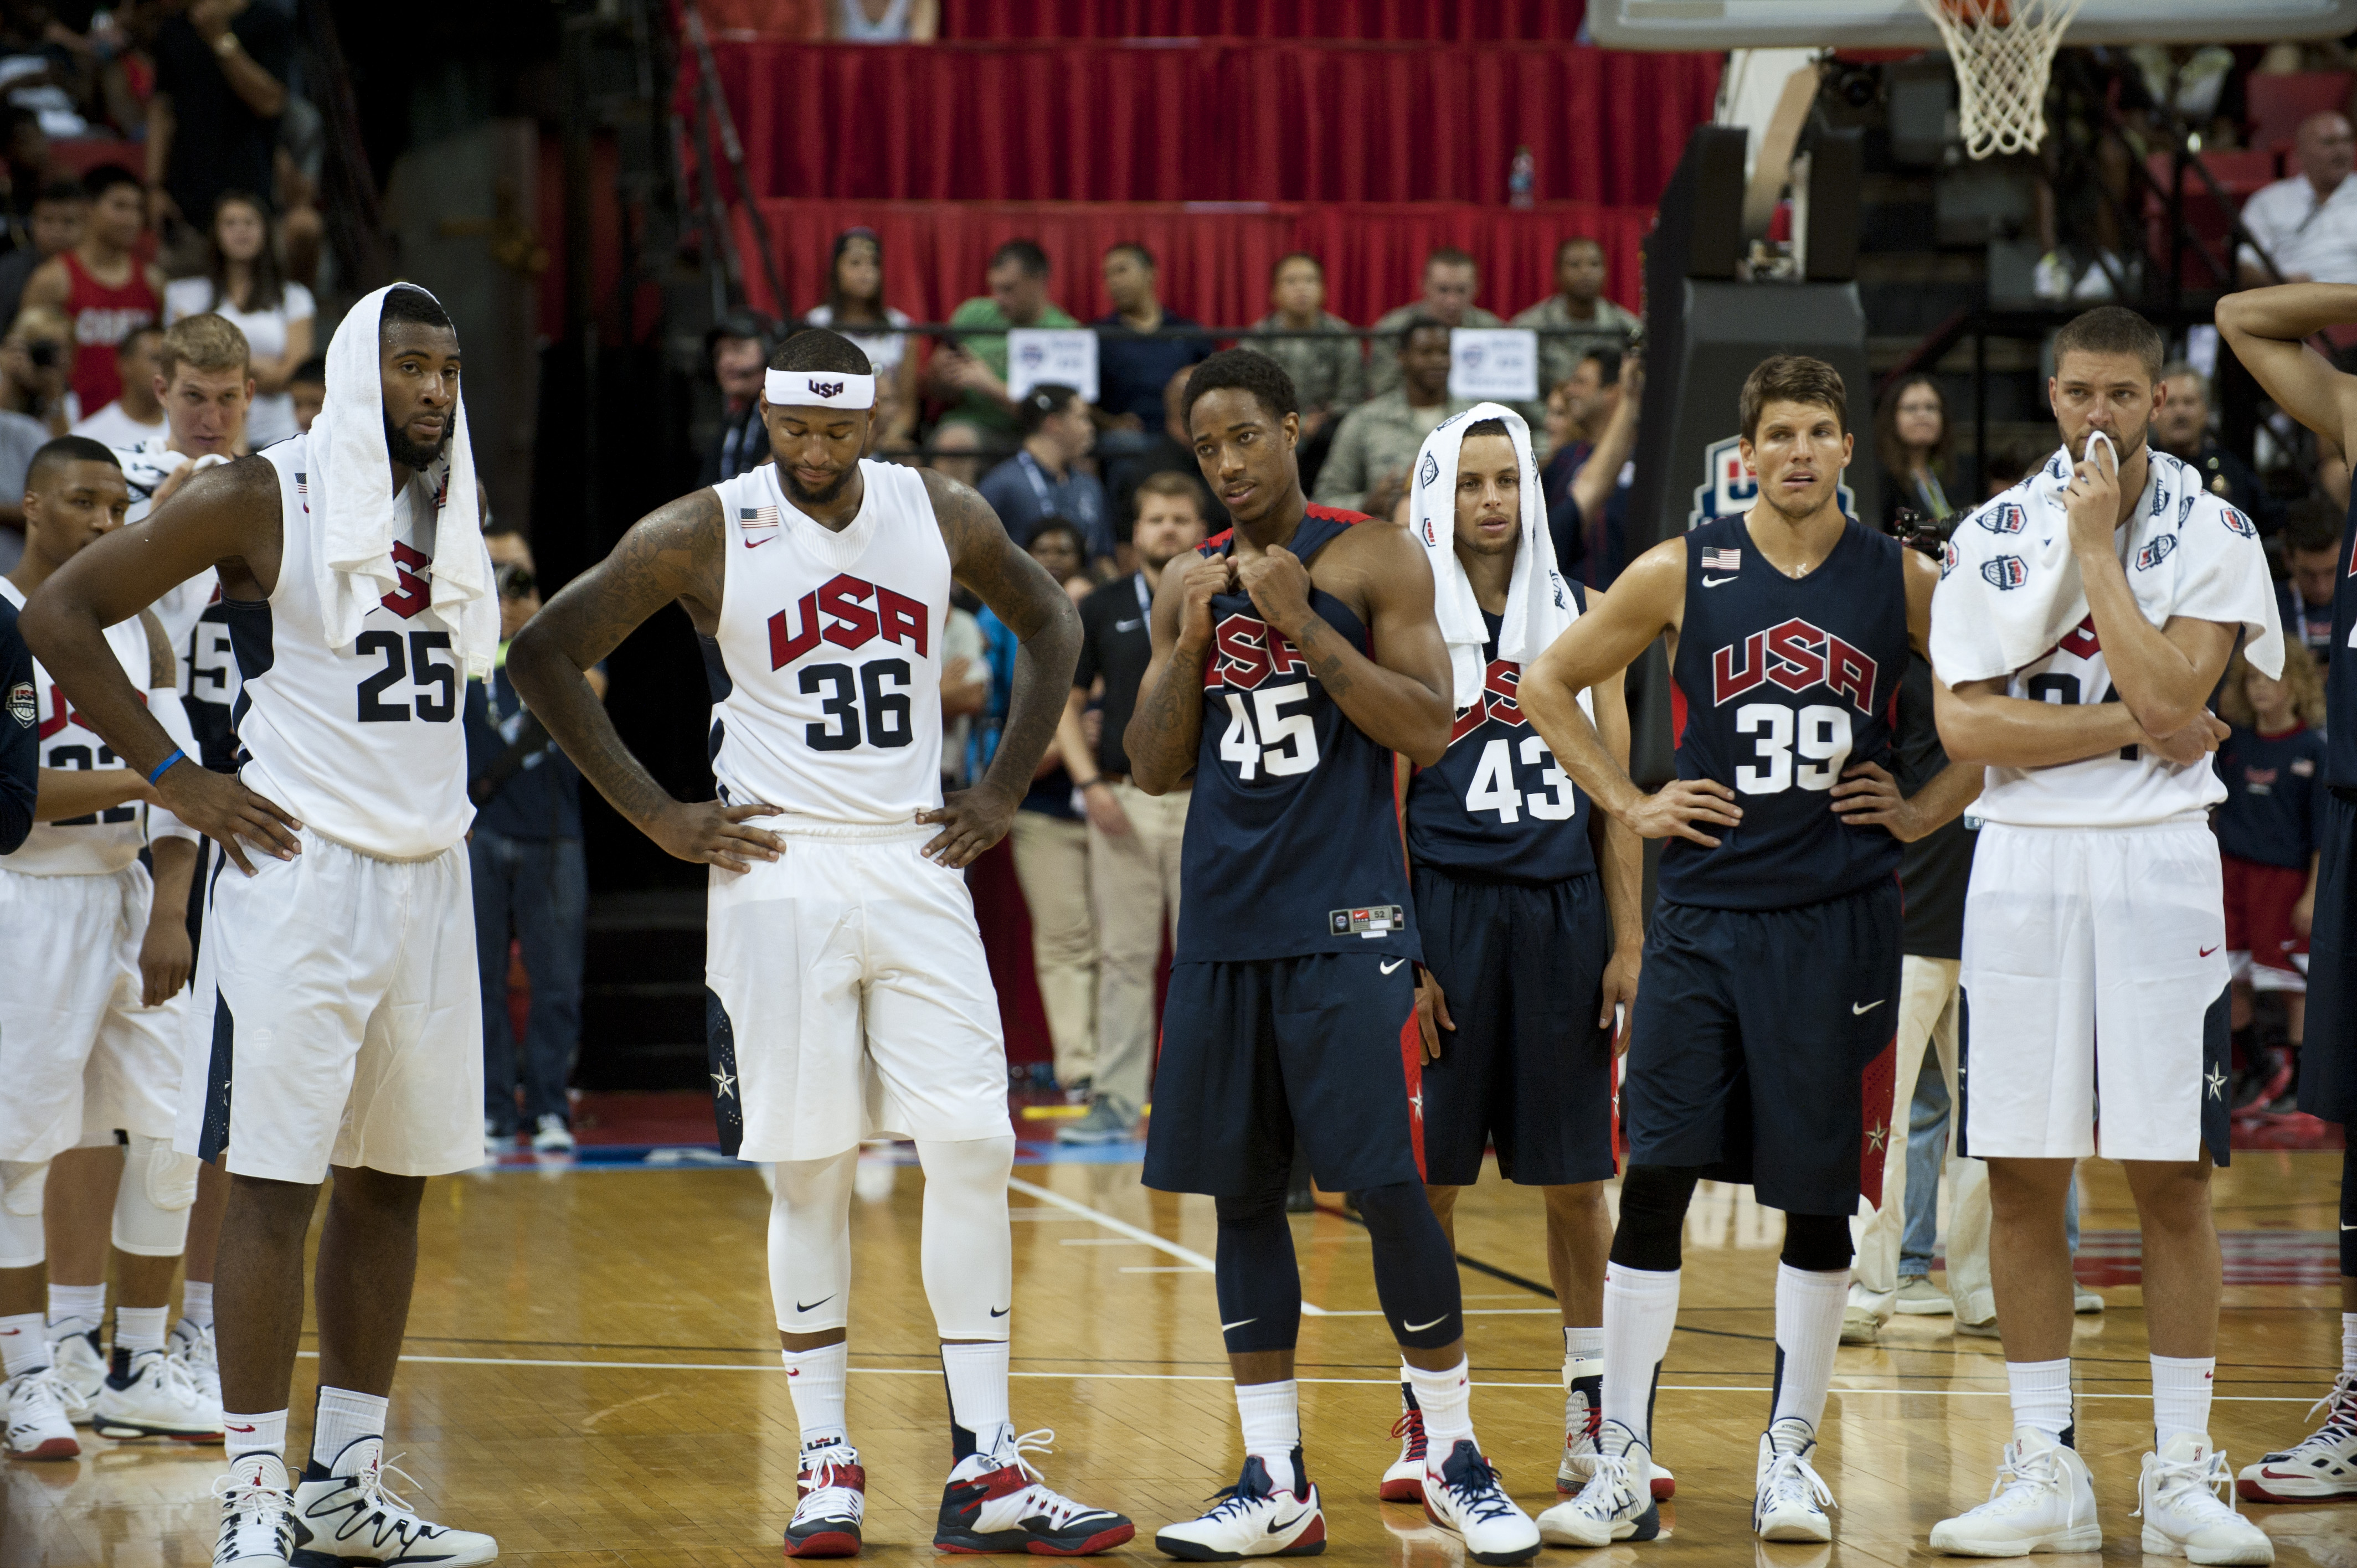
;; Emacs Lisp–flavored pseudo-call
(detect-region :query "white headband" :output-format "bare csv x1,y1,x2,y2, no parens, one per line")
765,369,875,410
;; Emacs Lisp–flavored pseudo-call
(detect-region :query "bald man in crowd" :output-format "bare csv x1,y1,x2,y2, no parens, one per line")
2242,111,2357,286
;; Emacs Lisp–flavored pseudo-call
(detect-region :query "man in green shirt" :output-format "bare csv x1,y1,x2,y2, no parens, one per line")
932,239,1078,438
1313,320,1474,518
1365,247,1501,401
1512,237,1643,418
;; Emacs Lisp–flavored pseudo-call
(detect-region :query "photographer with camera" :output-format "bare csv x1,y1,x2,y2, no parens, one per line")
0,306,72,546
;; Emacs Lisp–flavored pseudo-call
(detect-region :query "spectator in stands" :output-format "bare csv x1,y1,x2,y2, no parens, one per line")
1315,318,1474,517
803,227,919,451
0,178,77,336
1366,246,1500,399
979,383,1113,561
0,307,63,532
1244,252,1362,492
2281,497,2343,668
145,0,292,270
1514,236,1642,422
928,420,986,487
1093,242,1209,445
828,0,939,39
2240,111,2357,286
2153,360,2281,533
935,238,1077,438
1875,374,1958,528
24,163,159,420
1107,365,1213,553
700,309,773,486
68,321,164,447
1054,471,1207,1146
163,191,315,448
288,354,325,434
466,552,605,1156
1546,351,1644,590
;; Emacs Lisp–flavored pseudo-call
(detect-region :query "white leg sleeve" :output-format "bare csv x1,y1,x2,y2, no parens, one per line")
769,1149,858,1334
111,1134,197,1257
916,1136,1014,1342
0,1160,49,1269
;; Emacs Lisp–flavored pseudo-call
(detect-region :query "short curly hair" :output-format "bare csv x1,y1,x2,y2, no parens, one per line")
1183,348,1299,426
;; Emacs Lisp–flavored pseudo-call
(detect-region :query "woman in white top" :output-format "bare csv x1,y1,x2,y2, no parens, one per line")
801,227,919,451
161,192,316,450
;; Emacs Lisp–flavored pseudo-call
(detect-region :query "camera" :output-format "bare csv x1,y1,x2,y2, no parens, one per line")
25,339,56,370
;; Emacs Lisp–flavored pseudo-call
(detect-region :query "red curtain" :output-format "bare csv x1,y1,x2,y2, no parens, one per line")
734,197,1654,327
701,40,1720,208
938,0,1588,40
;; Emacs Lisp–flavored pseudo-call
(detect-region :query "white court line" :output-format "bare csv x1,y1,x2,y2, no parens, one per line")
1007,1174,1332,1315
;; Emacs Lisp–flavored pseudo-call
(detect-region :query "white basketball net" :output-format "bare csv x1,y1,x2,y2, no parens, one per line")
1917,0,2088,158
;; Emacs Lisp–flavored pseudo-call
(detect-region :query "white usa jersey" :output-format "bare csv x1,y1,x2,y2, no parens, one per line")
234,435,476,859
0,576,153,875
707,460,948,826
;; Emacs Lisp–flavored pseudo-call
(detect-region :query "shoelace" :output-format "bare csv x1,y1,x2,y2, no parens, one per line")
1761,1448,1834,1514
1979,1442,2066,1513
211,1468,295,1549
343,1449,439,1531
1391,1410,1427,1454
799,1447,863,1513
1571,1452,1636,1515
132,1348,206,1406
175,1323,220,1370
996,1428,1102,1528
1439,1454,1519,1524
2135,1446,2242,1523
2297,1374,2357,1448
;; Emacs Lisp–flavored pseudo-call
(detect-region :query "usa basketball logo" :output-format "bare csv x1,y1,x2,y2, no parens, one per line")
2135,534,2176,571
807,379,845,400
2220,506,2256,538
4,680,29,727
1687,434,1856,529
1941,540,1959,579
1982,555,2027,590
1979,503,2027,534
1419,452,1439,489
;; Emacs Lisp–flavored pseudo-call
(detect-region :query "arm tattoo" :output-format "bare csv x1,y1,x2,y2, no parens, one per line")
1290,615,1355,699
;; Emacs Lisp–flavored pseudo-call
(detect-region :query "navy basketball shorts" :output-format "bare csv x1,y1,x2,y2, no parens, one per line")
1144,952,1422,1198
2303,788,2357,1124
1621,879,1902,1216
1412,864,1615,1188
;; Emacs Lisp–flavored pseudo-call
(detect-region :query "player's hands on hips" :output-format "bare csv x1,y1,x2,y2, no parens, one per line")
1601,942,1640,1057
1830,760,1930,842
1619,778,1741,846
159,765,302,875
138,915,193,1007
649,798,782,874
2140,710,2229,767
1414,968,1454,1063
2063,431,2122,553
1175,550,1235,654
1236,545,1314,638
918,783,1017,868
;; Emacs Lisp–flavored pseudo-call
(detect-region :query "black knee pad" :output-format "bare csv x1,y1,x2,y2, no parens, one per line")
1354,1181,1462,1350
1214,1183,1300,1354
1609,1164,1702,1272
1780,1211,1853,1272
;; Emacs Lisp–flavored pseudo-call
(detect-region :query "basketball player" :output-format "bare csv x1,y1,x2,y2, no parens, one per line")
1928,305,2278,1561
1128,350,1540,1565
1521,355,1968,1547
1,437,215,1459
1382,409,1640,1510
21,285,497,1567
506,327,1130,1559
2218,282,2357,1505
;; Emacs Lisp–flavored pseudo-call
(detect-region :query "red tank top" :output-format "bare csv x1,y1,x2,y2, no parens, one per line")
61,250,159,414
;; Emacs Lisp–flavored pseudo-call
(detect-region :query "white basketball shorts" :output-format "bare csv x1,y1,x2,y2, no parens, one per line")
706,822,1012,1163
177,829,483,1183
1959,819,2232,1164
0,862,183,1163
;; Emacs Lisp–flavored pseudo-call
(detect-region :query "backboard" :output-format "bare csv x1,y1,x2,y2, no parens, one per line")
1589,0,2357,50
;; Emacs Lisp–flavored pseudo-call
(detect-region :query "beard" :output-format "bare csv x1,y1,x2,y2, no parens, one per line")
780,464,856,507
2071,421,2148,467
384,412,451,472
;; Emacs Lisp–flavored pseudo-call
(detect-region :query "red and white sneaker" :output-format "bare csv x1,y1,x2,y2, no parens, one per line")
1380,1383,1427,1503
786,1442,865,1557
934,1428,1134,1555
2238,1372,2357,1503
3,1366,79,1459
1557,1359,1602,1494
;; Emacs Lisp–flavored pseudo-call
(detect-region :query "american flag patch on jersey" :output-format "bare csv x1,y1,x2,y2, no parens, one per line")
1700,546,1740,571
739,505,779,546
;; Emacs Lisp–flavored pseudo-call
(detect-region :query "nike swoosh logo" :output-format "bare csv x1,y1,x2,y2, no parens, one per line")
1403,1314,1448,1333
1116,618,1145,632
1268,1509,1312,1535
795,1296,834,1313
225,1422,255,1432
2200,945,2219,956
1380,959,1406,974
1221,1318,1257,1332
1702,575,1736,587
1852,1000,1885,1015
744,537,771,548
990,1306,1010,1318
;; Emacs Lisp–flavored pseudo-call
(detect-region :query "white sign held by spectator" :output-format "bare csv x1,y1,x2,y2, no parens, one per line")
1007,329,1099,404
1448,328,1540,402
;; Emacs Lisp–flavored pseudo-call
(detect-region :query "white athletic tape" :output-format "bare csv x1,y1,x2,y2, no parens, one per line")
764,369,874,410
111,1136,195,1256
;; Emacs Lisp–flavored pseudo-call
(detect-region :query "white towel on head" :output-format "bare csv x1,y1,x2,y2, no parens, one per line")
307,282,496,680
1931,439,2283,687
1407,401,1587,719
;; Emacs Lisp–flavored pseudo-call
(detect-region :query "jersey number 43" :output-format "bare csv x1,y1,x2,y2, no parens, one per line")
1463,734,1577,823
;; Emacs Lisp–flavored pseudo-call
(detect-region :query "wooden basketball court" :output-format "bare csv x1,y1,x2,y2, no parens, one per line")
4,1148,2350,1568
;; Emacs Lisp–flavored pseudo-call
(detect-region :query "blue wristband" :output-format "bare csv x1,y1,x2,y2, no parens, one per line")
146,747,187,786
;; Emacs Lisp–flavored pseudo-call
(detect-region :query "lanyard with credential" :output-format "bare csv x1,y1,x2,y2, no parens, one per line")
1018,451,1058,514
1133,572,1151,618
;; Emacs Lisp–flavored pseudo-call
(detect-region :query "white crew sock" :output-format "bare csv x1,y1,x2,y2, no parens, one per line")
2152,1354,2216,1446
782,1341,850,1451
2007,1359,2073,1441
1564,1325,1603,1362
1235,1379,1302,1495
311,1386,388,1468
114,1305,168,1356
2341,1312,2356,1376
225,1407,288,1463
1769,1263,1849,1435
181,1281,215,1332
1603,1264,1681,1447
47,1282,104,1333
1408,1358,1474,1461
0,1312,47,1376
941,1340,1012,1460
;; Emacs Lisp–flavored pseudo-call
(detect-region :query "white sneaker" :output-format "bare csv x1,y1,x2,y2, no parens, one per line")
1840,1304,1880,1347
3,1366,80,1459
45,1324,103,1424
784,1441,864,1557
2073,1287,2104,1315
1557,1357,1602,1494
1536,1421,1660,1548
290,1436,498,1567
1422,1438,1539,1566
213,1452,297,1567
2138,1434,2274,1565
1929,1426,2101,1556
1753,1419,1835,1543
92,1347,223,1441
2238,1372,2357,1502
1155,1454,1324,1559
933,1428,1133,1554
173,1318,224,1410
1381,1381,1427,1502
530,1115,573,1154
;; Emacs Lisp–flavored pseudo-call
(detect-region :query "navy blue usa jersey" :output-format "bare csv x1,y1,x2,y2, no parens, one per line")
1659,513,1907,910
2330,490,2357,787
2219,723,2328,870
1405,597,1596,886
1175,507,1419,963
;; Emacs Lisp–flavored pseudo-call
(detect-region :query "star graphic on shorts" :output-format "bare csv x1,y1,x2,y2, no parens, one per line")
1409,1090,1423,1123
2206,1064,2227,1101
1866,1122,1888,1153
711,1067,738,1101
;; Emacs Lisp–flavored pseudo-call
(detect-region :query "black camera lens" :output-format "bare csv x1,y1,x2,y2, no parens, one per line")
27,340,56,369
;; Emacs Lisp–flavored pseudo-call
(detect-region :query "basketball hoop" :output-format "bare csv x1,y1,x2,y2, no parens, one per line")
1918,0,2088,159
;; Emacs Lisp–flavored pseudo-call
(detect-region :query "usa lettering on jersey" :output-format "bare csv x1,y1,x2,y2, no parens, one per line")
1449,659,1526,742
1205,612,1308,689
1708,617,1879,713
767,573,929,669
